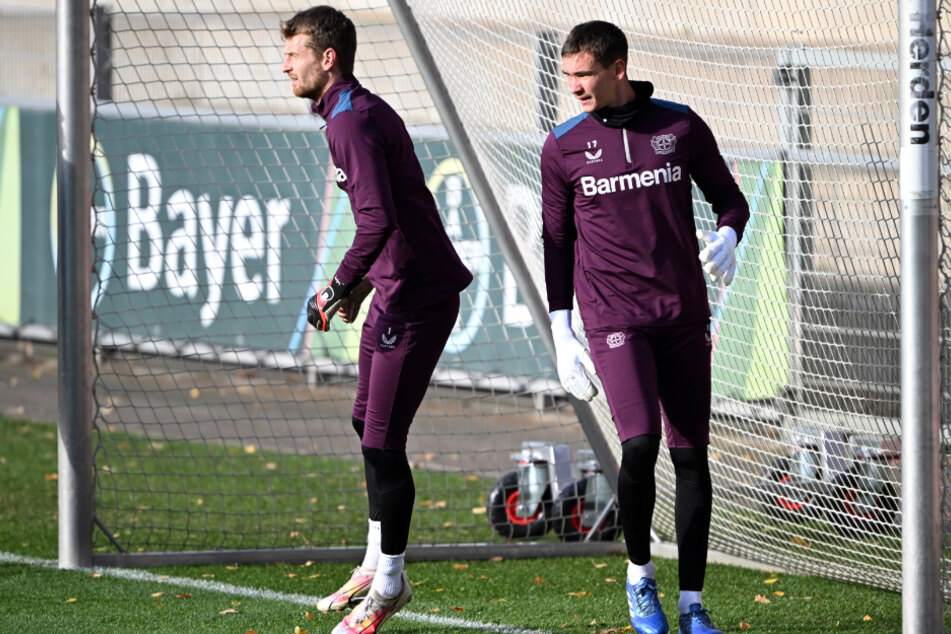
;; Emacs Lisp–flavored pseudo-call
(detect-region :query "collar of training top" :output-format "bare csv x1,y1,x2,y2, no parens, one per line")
591,80,655,128
311,73,360,120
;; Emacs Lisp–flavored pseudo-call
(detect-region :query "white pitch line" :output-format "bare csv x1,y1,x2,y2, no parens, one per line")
0,551,551,634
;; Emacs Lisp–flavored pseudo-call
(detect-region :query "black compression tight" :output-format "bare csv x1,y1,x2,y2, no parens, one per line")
617,435,712,591
361,445,415,555
618,434,660,566
669,446,712,591
352,417,380,521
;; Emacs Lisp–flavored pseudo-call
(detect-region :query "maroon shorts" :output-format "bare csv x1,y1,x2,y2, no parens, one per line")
353,295,460,450
586,321,711,449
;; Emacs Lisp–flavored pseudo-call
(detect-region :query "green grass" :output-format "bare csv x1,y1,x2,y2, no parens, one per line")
92,426,498,553
0,417,916,632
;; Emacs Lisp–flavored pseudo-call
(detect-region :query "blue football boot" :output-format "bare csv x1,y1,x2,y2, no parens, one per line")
678,603,723,634
626,577,669,634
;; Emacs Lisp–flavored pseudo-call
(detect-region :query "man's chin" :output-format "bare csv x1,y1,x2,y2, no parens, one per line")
296,87,324,103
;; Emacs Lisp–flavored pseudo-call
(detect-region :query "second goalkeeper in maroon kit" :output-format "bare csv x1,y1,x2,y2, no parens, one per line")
281,6,471,634
541,20,749,634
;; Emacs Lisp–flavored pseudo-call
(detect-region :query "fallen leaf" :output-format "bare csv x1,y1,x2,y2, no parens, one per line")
491,598,507,603
244,445,257,454
740,623,752,630
791,536,811,548
773,591,784,597
151,592,165,597
453,606,464,612
232,601,241,606
594,563,608,568
219,608,238,614
755,594,771,604
429,608,441,613
65,597,78,603
44,473,58,481
471,507,486,514
153,601,164,606
763,577,779,584
433,588,445,593
863,615,872,622
306,611,315,621
489,556,504,562
175,593,192,599
226,565,238,571
567,591,590,597
534,575,546,584
295,627,308,634
605,578,617,583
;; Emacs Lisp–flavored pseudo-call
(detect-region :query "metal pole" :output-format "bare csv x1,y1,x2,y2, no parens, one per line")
899,1,942,631
774,47,812,419
56,0,93,570
387,0,619,486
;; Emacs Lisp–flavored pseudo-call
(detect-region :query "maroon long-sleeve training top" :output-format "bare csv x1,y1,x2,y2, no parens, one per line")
313,74,472,313
541,81,749,331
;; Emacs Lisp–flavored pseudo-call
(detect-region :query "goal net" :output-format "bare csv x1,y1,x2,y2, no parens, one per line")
82,0,935,594
87,0,612,565
395,0,911,590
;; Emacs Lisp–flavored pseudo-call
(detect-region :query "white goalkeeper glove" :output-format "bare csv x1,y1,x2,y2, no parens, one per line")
550,309,598,401
696,226,738,285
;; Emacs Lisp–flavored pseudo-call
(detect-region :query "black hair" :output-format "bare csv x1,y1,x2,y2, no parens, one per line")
561,20,628,69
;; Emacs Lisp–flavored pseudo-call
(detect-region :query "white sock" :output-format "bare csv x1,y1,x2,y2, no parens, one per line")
360,519,381,572
679,590,702,614
371,552,405,599
627,559,656,584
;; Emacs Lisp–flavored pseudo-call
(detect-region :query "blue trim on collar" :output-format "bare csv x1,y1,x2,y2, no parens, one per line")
331,88,353,119
651,98,688,113
553,112,589,139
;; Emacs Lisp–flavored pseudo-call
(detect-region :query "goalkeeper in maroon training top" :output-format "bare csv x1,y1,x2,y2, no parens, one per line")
541,20,749,634
281,6,472,634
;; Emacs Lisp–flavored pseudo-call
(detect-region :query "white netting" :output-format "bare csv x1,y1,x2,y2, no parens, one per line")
86,0,615,561
66,0,941,592
404,0,906,590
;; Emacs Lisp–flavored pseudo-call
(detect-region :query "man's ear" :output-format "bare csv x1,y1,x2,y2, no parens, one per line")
322,47,337,70
613,58,627,79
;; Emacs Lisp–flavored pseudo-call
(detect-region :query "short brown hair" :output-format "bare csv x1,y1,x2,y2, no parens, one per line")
561,20,628,70
281,6,357,75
